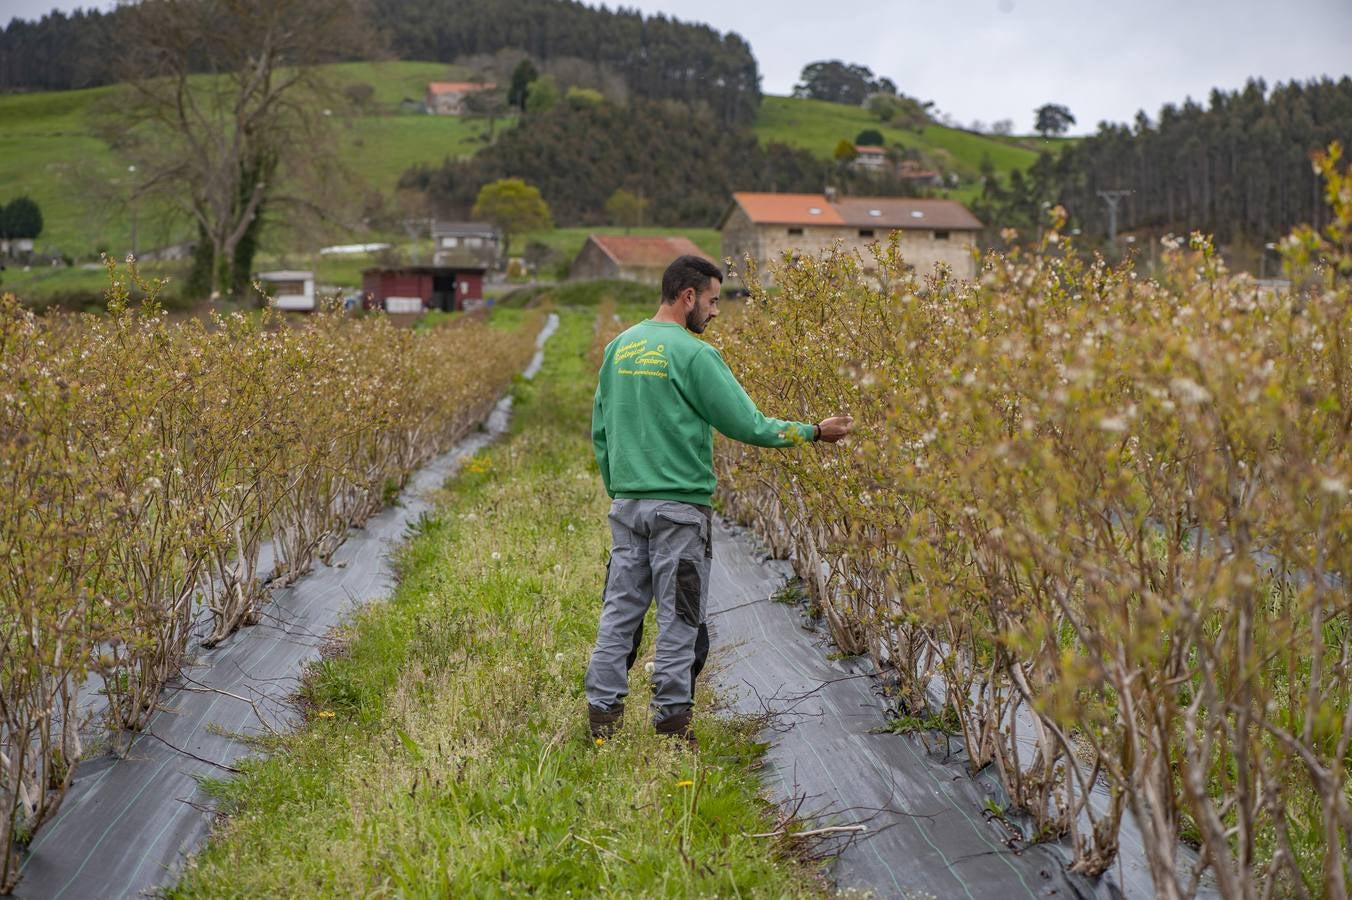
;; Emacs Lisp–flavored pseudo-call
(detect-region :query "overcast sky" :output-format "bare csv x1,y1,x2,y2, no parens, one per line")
5,0,1350,133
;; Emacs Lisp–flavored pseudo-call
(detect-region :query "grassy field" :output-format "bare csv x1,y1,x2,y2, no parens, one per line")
752,95,1042,183
0,61,500,260
168,309,822,897
498,279,657,308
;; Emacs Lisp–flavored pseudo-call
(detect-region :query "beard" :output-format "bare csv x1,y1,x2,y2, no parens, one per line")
685,305,708,333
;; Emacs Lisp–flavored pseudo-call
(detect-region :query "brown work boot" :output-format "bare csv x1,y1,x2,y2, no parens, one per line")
654,708,698,749
588,703,624,740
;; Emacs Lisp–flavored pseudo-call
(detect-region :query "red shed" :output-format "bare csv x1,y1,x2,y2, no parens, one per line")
361,266,486,313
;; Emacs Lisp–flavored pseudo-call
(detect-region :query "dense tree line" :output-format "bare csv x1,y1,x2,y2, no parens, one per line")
1,0,762,124
398,99,920,226
0,8,112,91
978,77,1352,249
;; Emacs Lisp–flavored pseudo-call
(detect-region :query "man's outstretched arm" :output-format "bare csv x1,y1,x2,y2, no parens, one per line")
685,345,826,447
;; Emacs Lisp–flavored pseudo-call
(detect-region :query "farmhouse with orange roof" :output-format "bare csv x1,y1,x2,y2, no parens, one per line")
719,189,982,283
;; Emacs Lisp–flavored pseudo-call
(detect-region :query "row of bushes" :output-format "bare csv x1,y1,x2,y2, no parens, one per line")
0,264,543,890
713,149,1350,896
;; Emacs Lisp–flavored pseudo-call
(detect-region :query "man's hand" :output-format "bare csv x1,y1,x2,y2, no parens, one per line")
815,415,854,443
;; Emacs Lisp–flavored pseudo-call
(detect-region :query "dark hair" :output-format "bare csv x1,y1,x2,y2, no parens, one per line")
661,255,723,304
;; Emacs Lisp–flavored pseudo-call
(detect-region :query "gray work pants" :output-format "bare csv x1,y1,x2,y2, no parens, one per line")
585,499,712,723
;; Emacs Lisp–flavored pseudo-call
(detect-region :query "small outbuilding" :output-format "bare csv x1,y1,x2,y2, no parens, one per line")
424,82,497,115
569,235,712,283
256,270,316,311
852,145,888,170
0,238,35,256
361,265,486,314
432,221,500,270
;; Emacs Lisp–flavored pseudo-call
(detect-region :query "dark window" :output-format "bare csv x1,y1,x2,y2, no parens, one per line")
858,229,875,238
787,227,804,236
934,230,950,240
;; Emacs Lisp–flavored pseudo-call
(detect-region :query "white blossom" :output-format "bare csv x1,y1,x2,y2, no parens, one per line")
1170,377,1211,405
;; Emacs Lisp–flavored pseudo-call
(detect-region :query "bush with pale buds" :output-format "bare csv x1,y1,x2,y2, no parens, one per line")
0,263,541,889
713,144,1351,897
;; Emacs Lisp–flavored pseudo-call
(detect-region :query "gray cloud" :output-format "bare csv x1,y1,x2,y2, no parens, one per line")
5,0,1349,132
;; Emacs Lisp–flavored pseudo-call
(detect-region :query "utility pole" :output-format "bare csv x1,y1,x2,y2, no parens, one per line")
1097,189,1130,256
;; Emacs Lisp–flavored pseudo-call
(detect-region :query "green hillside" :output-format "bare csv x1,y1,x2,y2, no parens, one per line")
1,64,1044,300
752,95,1047,201
0,62,503,259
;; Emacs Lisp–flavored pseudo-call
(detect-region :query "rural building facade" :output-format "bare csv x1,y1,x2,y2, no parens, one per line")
256,270,316,311
361,266,486,314
432,221,500,270
852,145,887,170
569,235,711,282
719,191,982,283
424,82,496,115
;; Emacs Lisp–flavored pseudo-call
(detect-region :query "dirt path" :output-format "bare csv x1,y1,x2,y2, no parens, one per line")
706,516,1165,900
13,315,558,900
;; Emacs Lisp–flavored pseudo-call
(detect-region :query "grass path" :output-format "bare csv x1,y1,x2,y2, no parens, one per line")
170,309,820,897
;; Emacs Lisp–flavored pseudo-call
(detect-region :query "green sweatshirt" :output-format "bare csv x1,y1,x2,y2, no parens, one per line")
591,319,815,507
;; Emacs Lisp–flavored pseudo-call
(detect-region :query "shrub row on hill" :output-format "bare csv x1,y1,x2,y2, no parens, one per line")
713,150,1351,896
0,266,542,890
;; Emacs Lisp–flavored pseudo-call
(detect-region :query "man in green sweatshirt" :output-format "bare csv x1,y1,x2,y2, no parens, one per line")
586,255,853,745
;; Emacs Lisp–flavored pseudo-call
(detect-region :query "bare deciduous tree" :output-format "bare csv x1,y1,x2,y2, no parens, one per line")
100,0,373,301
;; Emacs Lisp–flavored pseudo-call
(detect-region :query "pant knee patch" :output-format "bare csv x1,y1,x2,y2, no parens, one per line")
675,559,702,627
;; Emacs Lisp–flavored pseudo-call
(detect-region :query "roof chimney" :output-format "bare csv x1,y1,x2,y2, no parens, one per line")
824,186,839,204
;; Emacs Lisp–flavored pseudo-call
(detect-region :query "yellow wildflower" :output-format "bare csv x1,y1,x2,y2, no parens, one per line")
317,710,336,718
676,779,694,787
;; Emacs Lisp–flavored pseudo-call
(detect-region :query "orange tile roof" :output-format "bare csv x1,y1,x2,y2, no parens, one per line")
731,192,981,231
427,81,496,94
730,192,845,226
855,145,886,154
589,235,711,268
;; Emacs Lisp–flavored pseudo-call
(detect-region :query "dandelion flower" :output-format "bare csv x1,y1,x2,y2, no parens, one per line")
555,652,565,662
595,737,606,747
491,551,501,560
317,710,336,718
676,780,694,787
